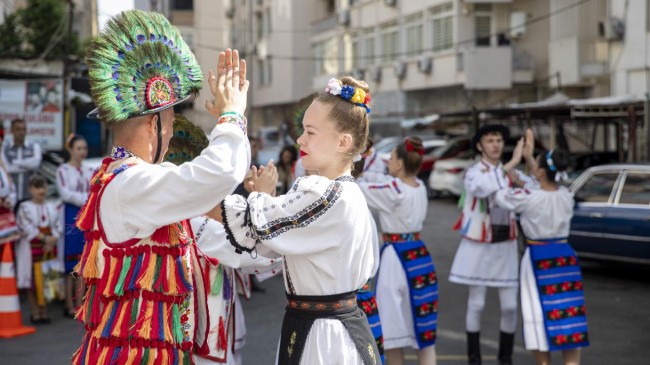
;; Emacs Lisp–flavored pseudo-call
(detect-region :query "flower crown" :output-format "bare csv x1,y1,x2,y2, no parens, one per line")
325,78,371,113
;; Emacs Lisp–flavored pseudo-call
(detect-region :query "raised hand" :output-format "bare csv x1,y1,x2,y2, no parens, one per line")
248,160,278,195
523,128,535,160
206,49,249,118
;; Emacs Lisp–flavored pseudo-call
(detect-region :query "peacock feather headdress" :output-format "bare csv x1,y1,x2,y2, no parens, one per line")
86,10,203,125
164,114,209,165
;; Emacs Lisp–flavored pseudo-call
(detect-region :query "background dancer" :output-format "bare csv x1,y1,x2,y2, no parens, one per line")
449,125,534,365
494,131,589,365
358,137,438,365
56,134,93,318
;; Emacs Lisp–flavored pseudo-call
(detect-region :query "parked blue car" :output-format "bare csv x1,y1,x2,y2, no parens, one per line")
570,164,650,265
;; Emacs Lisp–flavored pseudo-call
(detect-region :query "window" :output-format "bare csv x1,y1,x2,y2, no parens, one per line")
405,13,423,57
430,3,453,52
381,21,399,63
351,33,360,70
257,59,272,86
363,28,376,67
575,172,620,203
475,4,492,46
619,172,650,205
313,38,338,75
313,41,325,74
256,12,263,39
172,0,193,10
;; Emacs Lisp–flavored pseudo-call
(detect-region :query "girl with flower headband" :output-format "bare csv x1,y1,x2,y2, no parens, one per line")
357,136,438,365
56,134,94,318
215,76,379,364
494,130,589,365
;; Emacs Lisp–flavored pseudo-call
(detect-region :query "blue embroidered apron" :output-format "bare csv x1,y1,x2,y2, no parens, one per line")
380,233,437,349
63,203,85,274
357,281,384,363
527,238,589,351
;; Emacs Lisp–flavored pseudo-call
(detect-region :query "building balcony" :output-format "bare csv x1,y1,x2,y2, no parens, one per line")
462,46,513,89
549,37,608,86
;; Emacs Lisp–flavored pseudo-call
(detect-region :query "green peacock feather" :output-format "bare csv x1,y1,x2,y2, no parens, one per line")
285,93,316,142
164,114,209,165
86,10,203,125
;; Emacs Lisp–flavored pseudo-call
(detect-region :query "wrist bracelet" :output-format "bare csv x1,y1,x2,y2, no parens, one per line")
220,111,243,119
217,115,248,135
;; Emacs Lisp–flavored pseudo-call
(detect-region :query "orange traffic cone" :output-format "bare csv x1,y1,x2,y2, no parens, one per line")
0,243,36,338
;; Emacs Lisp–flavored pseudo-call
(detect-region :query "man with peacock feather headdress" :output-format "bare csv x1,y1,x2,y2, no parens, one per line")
70,10,251,365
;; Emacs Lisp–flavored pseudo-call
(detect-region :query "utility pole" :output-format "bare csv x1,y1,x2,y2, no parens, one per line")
63,0,75,140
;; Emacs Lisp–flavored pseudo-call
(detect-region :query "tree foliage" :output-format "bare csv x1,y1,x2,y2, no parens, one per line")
0,0,81,60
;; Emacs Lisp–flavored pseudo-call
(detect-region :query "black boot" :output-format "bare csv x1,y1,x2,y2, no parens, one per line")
467,331,481,365
498,331,515,365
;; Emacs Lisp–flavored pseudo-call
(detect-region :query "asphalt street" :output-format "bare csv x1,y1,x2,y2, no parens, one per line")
1,198,649,364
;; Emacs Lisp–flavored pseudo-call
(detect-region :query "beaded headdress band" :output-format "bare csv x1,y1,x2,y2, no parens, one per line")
325,78,371,113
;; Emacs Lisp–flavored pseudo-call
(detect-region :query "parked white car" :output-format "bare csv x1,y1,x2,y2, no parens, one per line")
428,150,477,197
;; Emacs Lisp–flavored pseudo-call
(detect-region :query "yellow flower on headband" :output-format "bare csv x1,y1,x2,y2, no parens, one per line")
351,88,366,104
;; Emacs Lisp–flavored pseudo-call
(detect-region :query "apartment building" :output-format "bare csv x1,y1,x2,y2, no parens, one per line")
309,0,552,127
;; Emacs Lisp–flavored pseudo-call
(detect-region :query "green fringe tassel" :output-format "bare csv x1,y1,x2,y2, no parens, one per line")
457,190,466,208
151,255,163,291
211,265,223,296
479,198,486,213
114,255,132,296
130,296,140,327
183,350,191,365
172,303,183,344
141,348,150,364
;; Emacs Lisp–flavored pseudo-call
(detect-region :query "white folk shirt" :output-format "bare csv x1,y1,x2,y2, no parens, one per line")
56,163,94,207
0,168,17,207
99,123,249,244
221,175,375,365
15,200,60,288
495,186,574,240
357,173,428,233
191,217,281,365
1,139,42,201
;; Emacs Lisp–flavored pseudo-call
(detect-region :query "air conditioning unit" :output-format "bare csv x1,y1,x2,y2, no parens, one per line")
394,61,406,79
384,0,397,7
370,67,382,83
510,11,526,38
598,17,624,41
417,57,432,74
225,7,235,19
338,9,350,26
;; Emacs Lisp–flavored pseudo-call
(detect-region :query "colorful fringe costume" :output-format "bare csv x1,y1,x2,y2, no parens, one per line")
71,158,211,365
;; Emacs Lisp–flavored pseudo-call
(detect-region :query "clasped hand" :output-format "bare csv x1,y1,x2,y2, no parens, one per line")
245,161,278,196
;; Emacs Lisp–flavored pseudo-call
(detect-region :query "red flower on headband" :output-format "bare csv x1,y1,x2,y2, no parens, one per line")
405,138,424,155
364,93,371,106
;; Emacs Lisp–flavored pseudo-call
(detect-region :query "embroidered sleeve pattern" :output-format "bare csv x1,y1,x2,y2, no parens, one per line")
494,188,532,213
253,181,343,240
221,178,345,254
217,115,247,136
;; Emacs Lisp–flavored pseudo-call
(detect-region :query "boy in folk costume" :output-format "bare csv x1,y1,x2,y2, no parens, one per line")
449,125,535,365
166,115,283,365
70,10,250,365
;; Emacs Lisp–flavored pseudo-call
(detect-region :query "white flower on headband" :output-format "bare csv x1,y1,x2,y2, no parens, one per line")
353,153,363,162
325,78,342,96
